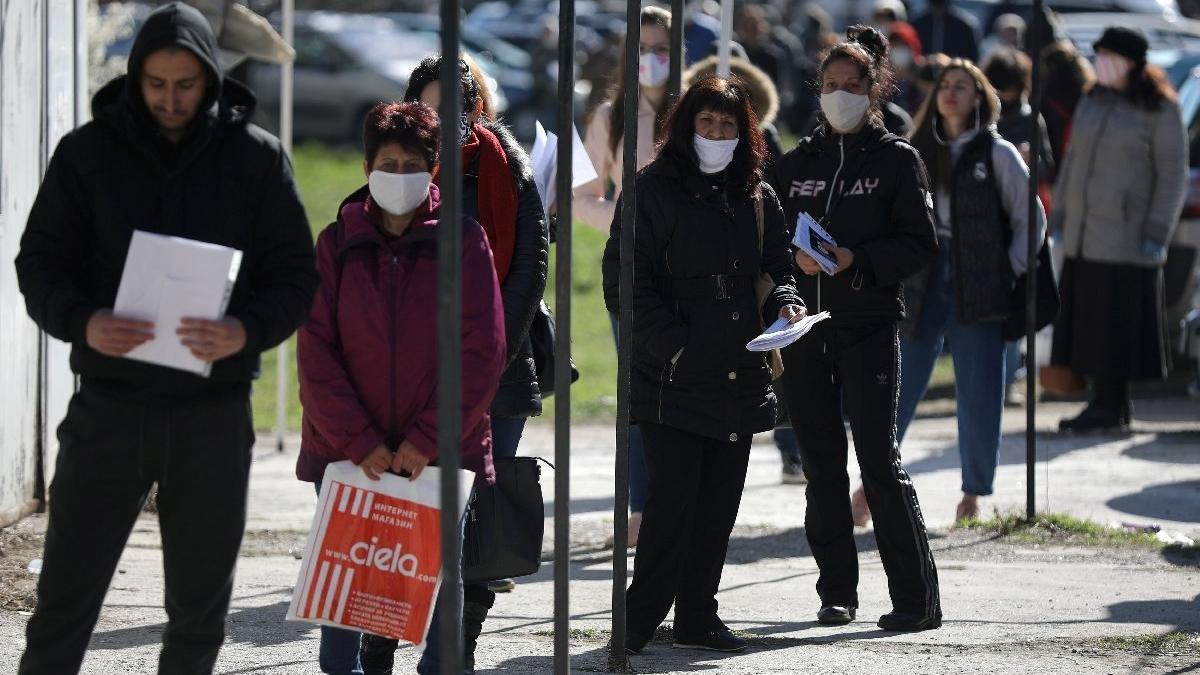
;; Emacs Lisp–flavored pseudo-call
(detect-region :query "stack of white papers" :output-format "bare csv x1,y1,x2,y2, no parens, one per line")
113,230,243,376
530,120,598,213
746,311,832,352
793,212,839,275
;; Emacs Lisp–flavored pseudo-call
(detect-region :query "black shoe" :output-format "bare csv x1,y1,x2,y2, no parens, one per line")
877,611,942,632
1058,405,1128,433
620,633,648,655
816,605,856,625
672,627,748,652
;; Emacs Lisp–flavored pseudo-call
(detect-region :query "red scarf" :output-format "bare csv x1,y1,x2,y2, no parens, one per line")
434,124,518,282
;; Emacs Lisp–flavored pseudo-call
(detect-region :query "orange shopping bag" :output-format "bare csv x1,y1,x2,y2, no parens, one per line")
287,460,473,645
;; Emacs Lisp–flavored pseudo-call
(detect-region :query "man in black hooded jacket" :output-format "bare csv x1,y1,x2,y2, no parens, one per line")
14,4,317,673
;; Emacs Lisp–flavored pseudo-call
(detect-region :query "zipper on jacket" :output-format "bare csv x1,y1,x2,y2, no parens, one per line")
817,136,846,313
389,255,399,439
658,361,675,423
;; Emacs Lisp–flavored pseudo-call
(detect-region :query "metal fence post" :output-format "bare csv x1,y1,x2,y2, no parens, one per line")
275,0,294,453
554,1,576,672
438,3,464,671
1026,0,1044,522
609,0,639,669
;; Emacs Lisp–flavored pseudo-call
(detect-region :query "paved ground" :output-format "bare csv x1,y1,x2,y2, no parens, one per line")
1,397,1198,674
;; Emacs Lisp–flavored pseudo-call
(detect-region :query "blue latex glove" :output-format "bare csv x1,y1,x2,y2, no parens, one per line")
1141,239,1166,258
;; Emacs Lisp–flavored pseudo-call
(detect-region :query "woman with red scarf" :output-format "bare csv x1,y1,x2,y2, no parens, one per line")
357,56,549,675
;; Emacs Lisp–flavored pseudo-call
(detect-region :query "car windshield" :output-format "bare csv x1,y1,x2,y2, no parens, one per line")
333,28,441,67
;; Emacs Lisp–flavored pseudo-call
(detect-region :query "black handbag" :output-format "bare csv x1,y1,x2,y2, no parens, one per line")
529,300,579,397
462,457,548,583
1003,242,1060,341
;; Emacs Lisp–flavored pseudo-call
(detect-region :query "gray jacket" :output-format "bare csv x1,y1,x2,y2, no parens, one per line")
1051,88,1187,268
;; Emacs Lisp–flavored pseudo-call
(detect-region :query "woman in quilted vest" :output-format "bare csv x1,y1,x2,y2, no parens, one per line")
882,59,1045,524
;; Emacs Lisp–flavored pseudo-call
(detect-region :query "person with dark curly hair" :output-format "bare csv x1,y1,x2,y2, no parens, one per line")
768,26,942,632
602,75,803,655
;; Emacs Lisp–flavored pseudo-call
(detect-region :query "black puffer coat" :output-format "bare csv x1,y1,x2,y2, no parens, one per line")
463,120,549,419
602,159,800,442
15,3,317,401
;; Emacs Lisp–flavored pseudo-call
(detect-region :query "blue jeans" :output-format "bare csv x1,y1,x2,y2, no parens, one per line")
1004,340,1024,387
490,416,526,460
313,481,364,675
897,242,1005,496
416,515,467,675
774,426,801,463
609,312,650,513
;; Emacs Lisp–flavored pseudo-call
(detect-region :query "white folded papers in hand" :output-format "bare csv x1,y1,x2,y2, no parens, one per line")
113,230,243,376
746,311,832,352
792,212,839,275
531,120,598,213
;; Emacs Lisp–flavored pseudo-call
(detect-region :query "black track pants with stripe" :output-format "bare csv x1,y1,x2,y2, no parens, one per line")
780,320,941,617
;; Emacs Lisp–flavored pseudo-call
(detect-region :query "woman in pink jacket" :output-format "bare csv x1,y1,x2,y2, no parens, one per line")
296,101,506,675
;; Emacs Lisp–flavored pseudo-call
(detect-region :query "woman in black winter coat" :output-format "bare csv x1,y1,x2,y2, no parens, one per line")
768,26,942,632
602,75,803,654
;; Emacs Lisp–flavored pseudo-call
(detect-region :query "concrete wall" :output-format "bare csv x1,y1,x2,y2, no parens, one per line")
0,0,83,526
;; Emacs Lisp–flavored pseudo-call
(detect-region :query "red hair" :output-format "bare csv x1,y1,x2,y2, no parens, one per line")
362,101,441,170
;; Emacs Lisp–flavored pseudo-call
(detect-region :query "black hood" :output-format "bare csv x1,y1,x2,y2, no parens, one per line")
90,3,256,136
127,2,223,112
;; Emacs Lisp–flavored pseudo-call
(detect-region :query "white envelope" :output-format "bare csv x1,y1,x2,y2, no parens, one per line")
530,119,599,212
113,230,243,376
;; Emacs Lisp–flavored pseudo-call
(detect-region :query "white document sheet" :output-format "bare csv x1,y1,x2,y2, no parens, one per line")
530,119,598,212
113,230,243,376
792,212,840,275
746,311,832,352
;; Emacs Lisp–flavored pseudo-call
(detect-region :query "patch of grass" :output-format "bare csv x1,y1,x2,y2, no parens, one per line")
1092,632,1200,655
959,511,1164,549
251,142,365,431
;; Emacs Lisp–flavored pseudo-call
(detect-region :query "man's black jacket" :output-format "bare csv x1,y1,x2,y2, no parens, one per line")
15,3,318,399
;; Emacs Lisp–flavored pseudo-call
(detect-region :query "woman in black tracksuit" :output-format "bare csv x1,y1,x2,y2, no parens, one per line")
602,75,803,654
768,26,942,631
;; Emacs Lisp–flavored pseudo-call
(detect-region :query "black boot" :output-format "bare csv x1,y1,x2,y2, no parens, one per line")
359,633,399,675
1058,403,1128,433
1061,379,1130,433
463,584,495,674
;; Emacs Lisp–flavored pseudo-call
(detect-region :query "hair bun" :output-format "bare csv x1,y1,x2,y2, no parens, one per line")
847,24,890,63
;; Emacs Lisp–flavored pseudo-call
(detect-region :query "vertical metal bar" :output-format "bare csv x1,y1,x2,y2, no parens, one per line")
554,0,575,672
717,0,733,77
276,0,294,453
438,4,464,673
1026,0,1043,522
667,0,684,102
610,0,638,669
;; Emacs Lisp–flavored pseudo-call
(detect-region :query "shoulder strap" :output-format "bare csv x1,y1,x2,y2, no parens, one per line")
754,189,765,253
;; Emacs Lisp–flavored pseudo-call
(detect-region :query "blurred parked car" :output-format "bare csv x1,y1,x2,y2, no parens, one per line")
1167,62,1200,343
246,11,509,143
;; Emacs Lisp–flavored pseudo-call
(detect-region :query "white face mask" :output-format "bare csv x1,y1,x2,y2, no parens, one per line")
639,52,670,87
891,46,914,71
820,90,871,133
1094,53,1133,88
368,170,432,216
693,133,739,174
